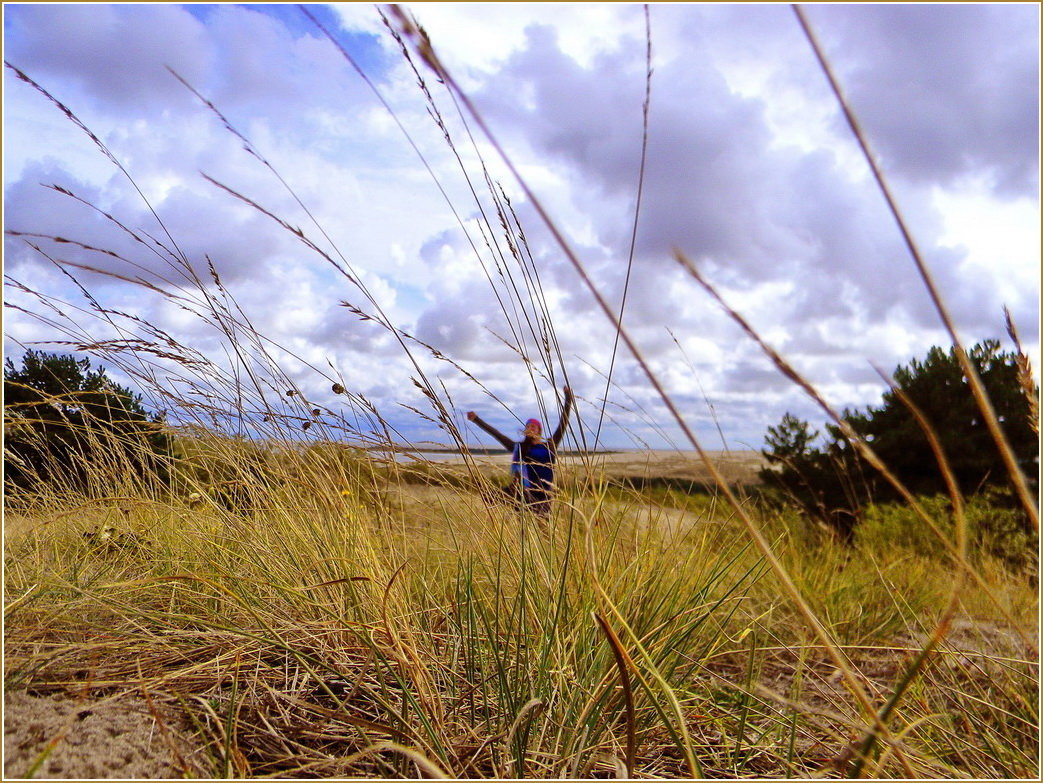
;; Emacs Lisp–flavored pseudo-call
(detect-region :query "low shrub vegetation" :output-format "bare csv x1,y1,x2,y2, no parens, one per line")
3,8,1038,779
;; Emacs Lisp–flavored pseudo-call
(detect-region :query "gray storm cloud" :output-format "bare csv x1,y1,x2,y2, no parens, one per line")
808,3,1040,198
467,5,1038,349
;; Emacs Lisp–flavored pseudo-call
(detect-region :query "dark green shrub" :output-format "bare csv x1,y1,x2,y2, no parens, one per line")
760,340,1039,544
4,350,171,499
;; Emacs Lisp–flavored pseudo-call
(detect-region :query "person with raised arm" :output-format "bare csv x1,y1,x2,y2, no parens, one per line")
466,386,573,517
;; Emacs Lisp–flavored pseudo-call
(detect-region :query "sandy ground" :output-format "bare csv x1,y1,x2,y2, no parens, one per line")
415,448,766,486
3,690,204,779
557,448,763,484
567,448,762,477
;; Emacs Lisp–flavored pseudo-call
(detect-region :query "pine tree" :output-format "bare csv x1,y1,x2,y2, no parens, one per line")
760,340,1039,540
4,350,170,495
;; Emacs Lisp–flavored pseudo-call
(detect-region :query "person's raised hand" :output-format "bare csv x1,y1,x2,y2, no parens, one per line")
466,411,477,421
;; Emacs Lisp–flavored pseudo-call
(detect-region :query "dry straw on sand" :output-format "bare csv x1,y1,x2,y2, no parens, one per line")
3,5,1038,780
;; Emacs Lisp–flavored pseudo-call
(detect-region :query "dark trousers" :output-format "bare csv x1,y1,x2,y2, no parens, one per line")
520,486,552,517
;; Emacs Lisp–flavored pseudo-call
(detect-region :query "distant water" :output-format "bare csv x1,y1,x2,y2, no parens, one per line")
369,449,502,464
409,451,495,463
381,448,625,464
383,448,754,464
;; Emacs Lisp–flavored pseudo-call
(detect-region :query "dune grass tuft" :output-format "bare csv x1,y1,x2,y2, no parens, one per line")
4,7,1038,779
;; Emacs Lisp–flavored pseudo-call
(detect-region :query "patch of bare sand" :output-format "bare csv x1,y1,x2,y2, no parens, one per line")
3,690,205,779
410,449,765,488
389,472,727,543
562,449,764,484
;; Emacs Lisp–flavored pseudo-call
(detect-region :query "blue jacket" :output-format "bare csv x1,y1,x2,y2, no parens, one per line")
470,390,574,491
511,441,556,489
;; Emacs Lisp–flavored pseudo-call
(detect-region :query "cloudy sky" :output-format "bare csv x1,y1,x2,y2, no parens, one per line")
3,3,1039,452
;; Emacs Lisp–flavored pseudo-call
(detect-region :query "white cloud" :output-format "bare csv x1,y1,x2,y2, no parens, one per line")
3,3,1038,449
335,3,645,73
4,4,210,112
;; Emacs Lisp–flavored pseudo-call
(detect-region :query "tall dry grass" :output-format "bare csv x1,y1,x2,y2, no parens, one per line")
3,4,1038,780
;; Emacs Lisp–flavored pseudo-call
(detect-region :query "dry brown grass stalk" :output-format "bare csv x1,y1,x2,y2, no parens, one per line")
1005,304,1040,435
4,8,1037,780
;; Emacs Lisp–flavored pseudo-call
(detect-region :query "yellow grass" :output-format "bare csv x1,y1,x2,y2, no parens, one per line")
3,437,1037,778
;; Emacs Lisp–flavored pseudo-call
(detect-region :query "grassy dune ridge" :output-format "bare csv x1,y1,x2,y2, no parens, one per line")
3,437,1037,778
3,6,1039,780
